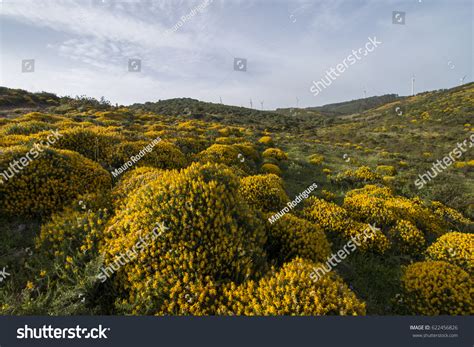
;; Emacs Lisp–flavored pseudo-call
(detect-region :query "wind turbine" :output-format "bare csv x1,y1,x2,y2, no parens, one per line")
249,98,253,109
411,74,415,96
460,75,466,86
260,100,264,110
219,96,223,104
363,88,367,99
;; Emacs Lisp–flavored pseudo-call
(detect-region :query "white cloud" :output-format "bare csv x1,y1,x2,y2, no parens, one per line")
0,0,471,108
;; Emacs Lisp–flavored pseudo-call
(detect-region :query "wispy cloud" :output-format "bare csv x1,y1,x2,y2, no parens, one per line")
0,0,471,108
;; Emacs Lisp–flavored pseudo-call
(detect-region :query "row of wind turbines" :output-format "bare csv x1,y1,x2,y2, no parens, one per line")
220,75,468,110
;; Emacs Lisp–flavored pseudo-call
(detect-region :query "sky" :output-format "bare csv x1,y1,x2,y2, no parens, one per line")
0,0,472,109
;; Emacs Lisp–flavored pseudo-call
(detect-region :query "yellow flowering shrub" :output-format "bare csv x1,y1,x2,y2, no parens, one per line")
172,136,209,155
0,147,111,216
52,127,122,166
36,194,110,263
233,142,260,162
217,127,231,137
388,220,426,255
221,258,366,315
94,110,133,123
343,188,396,226
239,174,289,212
265,214,331,265
19,112,64,123
156,276,223,315
382,175,396,186
308,154,324,165
261,163,282,176
345,221,390,253
399,261,473,315
1,120,55,135
108,140,187,170
343,185,447,236
215,137,238,145
111,167,163,207
0,134,33,147
258,136,274,146
197,144,250,173
100,162,268,314
303,197,352,233
262,148,288,161
303,197,389,253
321,189,337,202
429,201,472,229
322,168,332,174
426,232,473,273
375,165,396,176
333,166,381,185
399,160,408,167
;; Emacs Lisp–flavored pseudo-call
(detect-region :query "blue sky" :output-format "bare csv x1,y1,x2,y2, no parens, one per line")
0,0,472,109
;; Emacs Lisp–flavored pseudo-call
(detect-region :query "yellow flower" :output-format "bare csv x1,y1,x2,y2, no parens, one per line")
399,261,473,315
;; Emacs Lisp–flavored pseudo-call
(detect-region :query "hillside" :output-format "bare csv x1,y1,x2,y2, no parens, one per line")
277,93,400,117
130,97,298,130
0,83,472,316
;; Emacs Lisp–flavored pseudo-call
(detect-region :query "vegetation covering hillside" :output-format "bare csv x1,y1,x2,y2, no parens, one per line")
0,84,472,316
277,93,400,117
130,98,297,130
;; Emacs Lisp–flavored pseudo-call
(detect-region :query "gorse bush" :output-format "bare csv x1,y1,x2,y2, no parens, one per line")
375,165,396,176
109,140,187,171
52,127,122,166
222,258,366,315
111,167,163,207
333,166,381,185
265,214,331,265
308,154,325,165
426,232,473,273
262,148,288,161
0,147,111,216
261,163,282,176
302,197,390,254
429,201,472,231
1,121,55,136
197,144,251,173
239,174,290,212
258,136,273,146
100,162,268,314
387,220,426,256
36,194,111,264
399,261,473,315
343,185,451,236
